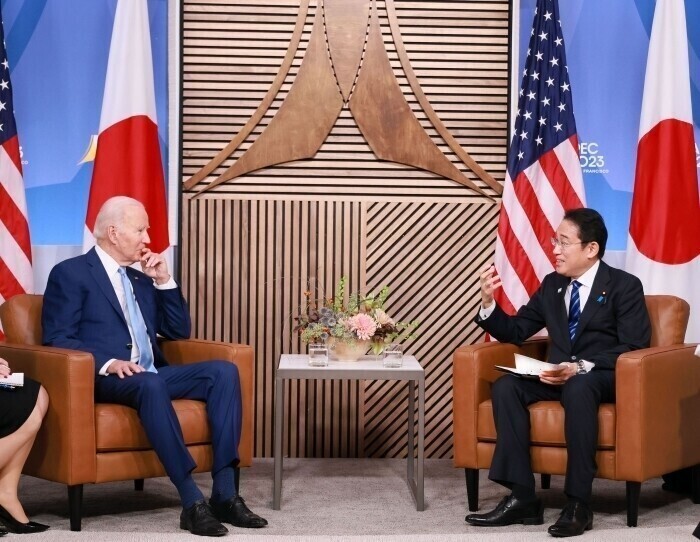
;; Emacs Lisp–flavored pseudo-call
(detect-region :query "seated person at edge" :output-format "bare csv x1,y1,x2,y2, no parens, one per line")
41,196,267,537
0,358,50,535
465,208,651,538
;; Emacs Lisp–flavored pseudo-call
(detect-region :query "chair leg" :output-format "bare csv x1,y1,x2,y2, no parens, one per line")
68,484,84,532
541,474,551,489
134,479,144,491
691,464,700,504
234,466,240,495
625,481,641,527
465,468,479,511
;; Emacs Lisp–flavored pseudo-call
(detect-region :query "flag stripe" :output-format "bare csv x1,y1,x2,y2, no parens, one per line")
511,169,556,267
0,182,32,261
496,203,540,298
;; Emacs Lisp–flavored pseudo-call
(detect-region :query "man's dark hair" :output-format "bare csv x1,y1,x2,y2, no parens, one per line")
563,208,608,259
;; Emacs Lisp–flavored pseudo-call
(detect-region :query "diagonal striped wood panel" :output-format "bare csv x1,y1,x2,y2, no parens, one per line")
181,0,510,457
364,202,499,459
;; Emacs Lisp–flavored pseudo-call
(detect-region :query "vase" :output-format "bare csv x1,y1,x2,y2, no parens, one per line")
328,338,370,361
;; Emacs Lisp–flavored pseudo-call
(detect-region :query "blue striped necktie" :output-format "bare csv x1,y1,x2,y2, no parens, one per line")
568,280,582,342
118,267,157,373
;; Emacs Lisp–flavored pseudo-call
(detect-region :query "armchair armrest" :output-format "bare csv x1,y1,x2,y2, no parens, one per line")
615,343,700,481
160,339,255,467
0,343,96,484
452,339,548,467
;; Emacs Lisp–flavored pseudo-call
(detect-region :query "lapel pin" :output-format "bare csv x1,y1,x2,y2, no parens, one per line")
557,287,562,293
597,291,607,304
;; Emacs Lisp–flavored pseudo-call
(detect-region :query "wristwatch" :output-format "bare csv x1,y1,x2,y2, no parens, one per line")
576,360,587,374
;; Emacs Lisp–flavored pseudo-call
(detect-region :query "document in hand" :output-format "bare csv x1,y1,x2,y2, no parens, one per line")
495,354,557,380
0,372,24,389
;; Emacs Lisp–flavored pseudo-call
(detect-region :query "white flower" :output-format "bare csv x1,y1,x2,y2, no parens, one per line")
374,309,394,326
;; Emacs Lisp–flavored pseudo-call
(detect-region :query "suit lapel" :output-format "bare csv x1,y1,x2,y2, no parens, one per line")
86,248,127,325
573,261,611,345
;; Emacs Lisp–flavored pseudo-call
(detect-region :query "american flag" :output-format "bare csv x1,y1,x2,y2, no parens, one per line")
494,0,585,314
0,6,33,339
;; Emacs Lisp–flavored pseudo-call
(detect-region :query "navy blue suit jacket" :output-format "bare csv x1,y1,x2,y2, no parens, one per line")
476,261,651,370
42,248,191,377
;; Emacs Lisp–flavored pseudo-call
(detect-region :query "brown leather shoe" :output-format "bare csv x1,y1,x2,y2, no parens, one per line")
547,501,593,537
465,495,544,526
210,496,268,529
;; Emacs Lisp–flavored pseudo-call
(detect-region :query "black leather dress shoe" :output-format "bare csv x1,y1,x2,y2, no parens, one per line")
180,501,228,537
465,495,544,526
210,496,268,528
0,504,49,534
547,501,593,537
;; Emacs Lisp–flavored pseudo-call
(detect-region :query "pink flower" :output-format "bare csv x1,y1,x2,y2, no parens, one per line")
346,313,378,340
374,309,394,326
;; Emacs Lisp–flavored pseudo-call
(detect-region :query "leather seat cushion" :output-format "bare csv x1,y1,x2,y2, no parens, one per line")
96,400,211,452
476,400,616,449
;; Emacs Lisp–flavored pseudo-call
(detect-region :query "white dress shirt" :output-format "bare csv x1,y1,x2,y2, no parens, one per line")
94,245,176,375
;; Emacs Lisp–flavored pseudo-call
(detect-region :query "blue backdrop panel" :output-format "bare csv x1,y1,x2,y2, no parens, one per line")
2,0,168,245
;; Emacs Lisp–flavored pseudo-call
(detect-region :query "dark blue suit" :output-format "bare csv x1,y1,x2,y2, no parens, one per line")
42,248,242,486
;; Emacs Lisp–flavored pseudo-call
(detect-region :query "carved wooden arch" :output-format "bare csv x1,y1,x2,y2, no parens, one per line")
185,0,501,197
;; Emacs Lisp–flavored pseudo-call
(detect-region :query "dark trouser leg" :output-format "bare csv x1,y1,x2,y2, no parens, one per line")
489,375,560,491
560,370,615,502
159,361,243,474
95,372,197,486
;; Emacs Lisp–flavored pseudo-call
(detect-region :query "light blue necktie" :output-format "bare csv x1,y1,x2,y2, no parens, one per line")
118,267,157,373
568,280,582,342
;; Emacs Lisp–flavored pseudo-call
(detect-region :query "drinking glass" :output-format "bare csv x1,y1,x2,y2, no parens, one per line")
308,344,329,367
382,343,403,368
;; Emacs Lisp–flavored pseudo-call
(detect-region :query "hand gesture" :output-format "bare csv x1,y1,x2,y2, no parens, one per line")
107,360,145,379
479,265,502,309
140,249,171,285
0,357,10,378
540,363,577,385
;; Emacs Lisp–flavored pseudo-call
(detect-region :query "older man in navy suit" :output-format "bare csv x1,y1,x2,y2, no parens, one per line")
465,208,651,537
42,196,266,537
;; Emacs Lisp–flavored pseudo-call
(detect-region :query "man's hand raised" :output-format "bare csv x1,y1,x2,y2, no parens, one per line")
107,360,145,379
479,265,502,309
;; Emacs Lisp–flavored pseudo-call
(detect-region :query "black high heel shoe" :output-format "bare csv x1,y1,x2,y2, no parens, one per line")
0,504,49,534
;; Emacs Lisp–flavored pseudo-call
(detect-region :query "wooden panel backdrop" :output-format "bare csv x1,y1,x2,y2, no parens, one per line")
181,0,509,458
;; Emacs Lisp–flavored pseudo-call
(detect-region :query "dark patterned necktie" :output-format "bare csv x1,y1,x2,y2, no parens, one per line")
568,280,582,341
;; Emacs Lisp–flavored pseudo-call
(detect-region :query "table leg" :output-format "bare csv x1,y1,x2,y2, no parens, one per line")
417,377,425,511
407,380,415,485
273,375,285,510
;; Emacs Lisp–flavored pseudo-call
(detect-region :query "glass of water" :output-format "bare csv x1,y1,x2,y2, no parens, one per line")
308,343,329,367
382,343,403,368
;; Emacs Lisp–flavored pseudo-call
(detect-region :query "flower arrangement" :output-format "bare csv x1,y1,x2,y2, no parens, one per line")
294,276,417,355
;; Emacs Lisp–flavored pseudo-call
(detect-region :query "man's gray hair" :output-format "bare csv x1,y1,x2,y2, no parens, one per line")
93,196,145,240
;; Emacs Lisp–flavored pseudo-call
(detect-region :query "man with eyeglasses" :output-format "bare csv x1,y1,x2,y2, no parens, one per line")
465,208,651,537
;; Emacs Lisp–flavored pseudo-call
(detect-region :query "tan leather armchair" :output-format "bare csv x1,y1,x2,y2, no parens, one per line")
453,295,700,527
0,294,254,531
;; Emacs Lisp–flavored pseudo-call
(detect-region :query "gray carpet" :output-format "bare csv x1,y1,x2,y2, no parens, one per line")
14,459,700,541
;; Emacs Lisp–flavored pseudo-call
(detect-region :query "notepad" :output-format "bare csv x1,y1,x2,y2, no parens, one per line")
495,354,559,380
0,372,24,388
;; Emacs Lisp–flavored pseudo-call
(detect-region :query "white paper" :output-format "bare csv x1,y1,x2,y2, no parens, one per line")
0,372,24,387
495,354,556,376
695,344,700,357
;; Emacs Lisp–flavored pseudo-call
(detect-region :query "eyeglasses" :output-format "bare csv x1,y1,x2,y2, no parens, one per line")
550,237,586,250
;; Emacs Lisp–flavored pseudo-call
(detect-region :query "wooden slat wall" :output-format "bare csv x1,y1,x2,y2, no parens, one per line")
181,0,509,458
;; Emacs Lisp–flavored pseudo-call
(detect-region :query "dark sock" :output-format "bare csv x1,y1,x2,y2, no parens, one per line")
511,483,537,502
176,476,205,509
211,466,236,504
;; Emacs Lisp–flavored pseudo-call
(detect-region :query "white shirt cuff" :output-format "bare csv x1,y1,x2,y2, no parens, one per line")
579,360,595,373
479,303,496,320
154,277,177,290
99,359,117,376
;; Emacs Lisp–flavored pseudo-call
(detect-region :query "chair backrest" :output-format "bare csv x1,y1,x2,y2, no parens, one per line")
0,294,44,346
645,294,689,347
